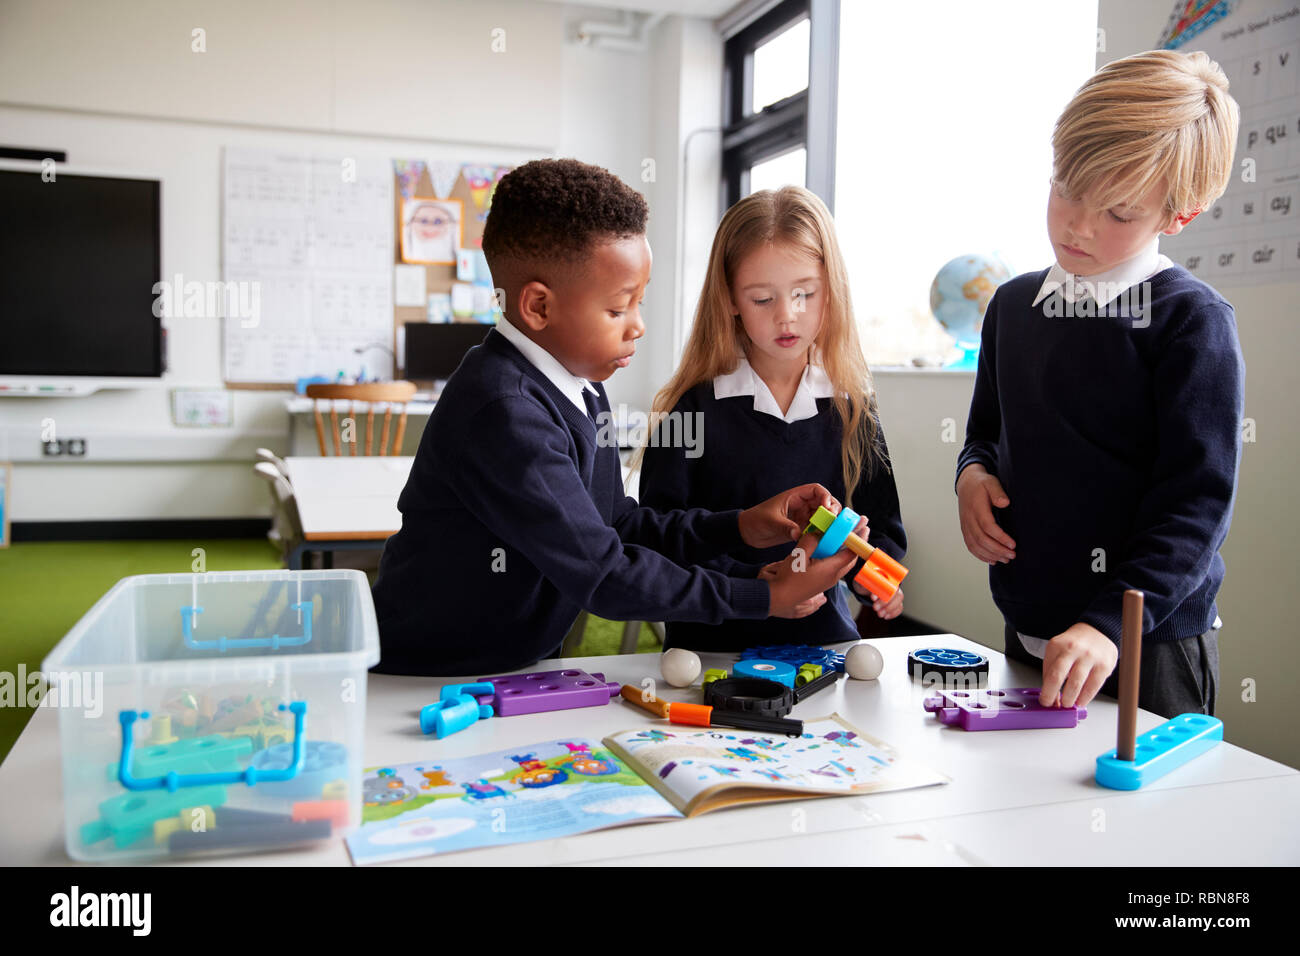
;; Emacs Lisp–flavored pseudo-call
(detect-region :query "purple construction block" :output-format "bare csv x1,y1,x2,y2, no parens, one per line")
922,687,1087,731
473,669,620,717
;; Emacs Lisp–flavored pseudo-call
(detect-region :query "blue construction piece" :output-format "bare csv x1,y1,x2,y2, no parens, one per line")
809,506,860,559
907,648,989,683
107,732,252,782
741,645,847,674
248,739,348,799
420,682,495,738
1095,714,1224,790
734,659,797,688
81,784,230,849
181,602,313,652
117,703,307,792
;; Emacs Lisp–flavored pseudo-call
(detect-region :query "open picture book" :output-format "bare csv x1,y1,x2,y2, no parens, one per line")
346,714,948,864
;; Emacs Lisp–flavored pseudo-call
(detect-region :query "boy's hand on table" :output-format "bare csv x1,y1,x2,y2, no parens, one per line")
956,464,1017,564
1039,622,1118,709
765,532,856,618
739,482,839,548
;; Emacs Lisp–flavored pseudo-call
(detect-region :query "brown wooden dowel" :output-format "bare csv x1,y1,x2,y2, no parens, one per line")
1117,589,1144,761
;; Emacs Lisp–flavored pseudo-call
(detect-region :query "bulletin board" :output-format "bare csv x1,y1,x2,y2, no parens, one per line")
1157,0,1300,286
391,161,513,373
220,150,515,385
221,147,396,386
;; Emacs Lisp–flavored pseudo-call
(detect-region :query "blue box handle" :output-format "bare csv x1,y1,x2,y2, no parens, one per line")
181,602,313,652
117,702,308,792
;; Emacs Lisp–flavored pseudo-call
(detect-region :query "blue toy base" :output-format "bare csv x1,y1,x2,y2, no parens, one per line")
1095,714,1223,790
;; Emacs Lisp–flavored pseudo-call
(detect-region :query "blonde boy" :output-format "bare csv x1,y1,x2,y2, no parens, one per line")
957,50,1244,718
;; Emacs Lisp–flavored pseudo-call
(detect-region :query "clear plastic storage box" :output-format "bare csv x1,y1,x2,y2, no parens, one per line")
42,570,380,862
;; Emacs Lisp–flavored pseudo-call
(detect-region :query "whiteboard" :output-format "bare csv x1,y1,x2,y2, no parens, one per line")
1160,0,1300,287
222,147,394,384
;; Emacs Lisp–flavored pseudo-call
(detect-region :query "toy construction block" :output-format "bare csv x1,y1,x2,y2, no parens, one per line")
247,739,348,799
804,506,908,602
923,687,1087,731
1095,590,1223,790
1095,714,1224,790
421,682,495,739
81,784,230,850
741,645,846,673
473,669,620,717
106,731,252,783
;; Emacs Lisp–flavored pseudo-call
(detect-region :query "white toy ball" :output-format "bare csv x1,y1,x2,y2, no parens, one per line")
846,642,883,681
660,648,702,688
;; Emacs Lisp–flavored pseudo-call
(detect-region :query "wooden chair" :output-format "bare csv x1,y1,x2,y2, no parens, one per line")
304,382,419,456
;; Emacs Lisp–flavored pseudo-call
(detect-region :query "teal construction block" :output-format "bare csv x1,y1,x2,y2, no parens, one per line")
106,733,252,782
1095,714,1223,790
82,784,229,849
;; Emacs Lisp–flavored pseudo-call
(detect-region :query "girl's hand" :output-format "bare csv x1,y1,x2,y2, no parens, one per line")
1039,622,1118,709
739,483,839,549
867,586,903,620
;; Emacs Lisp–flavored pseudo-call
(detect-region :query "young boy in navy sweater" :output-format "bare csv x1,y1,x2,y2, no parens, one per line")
372,159,855,675
957,51,1244,719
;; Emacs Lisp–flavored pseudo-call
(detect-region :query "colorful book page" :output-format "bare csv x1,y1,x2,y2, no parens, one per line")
345,738,680,864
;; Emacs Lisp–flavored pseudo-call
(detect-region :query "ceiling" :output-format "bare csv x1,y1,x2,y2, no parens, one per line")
535,0,745,20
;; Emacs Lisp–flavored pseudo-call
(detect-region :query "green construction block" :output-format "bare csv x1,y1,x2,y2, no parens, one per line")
85,784,230,849
106,733,253,782
795,663,823,687
803,506,836,535
701,668,728,690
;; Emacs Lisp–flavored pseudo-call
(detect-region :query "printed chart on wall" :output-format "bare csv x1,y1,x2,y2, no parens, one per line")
1157,0,1300,286
222,148,394,384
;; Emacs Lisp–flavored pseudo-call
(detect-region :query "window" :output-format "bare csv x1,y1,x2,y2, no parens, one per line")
749,145,807,192
752,17,810,112
722,0,827,206
833,0,1099,366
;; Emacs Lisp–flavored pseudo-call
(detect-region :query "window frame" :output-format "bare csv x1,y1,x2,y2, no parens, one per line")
721,0,839,210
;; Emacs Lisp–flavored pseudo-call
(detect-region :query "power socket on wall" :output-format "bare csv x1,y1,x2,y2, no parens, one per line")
40,438,88,457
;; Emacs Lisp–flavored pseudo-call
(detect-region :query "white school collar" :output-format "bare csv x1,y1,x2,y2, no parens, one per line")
494,319,597,415
1032,240,1173,308
712,355,834,424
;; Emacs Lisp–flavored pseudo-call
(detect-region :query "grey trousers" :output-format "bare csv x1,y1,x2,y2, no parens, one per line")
1003,623,1220,720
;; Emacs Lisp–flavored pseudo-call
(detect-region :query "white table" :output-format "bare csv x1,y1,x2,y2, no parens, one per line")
2,635,1295,866
282,456,413,568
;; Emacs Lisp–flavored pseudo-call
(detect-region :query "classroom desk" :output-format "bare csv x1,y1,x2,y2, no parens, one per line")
281,456,413,568
1,635,1295,866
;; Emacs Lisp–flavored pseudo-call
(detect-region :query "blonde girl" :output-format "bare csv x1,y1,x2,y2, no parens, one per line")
638,185,907,651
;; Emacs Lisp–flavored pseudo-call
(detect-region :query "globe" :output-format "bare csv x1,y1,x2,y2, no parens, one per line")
929,254,1010,370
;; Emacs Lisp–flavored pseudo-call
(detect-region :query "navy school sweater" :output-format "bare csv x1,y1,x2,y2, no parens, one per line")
639,382,907,651
370,328,771,675
956,265,1244,645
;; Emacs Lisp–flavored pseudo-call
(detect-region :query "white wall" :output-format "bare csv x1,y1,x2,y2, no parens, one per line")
0,0,696,521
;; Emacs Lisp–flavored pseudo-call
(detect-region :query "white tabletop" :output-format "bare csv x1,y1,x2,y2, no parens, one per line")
284,456,413,540
2,634,1295,866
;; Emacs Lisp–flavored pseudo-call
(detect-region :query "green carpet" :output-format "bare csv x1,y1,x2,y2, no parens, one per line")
0,537,657,763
